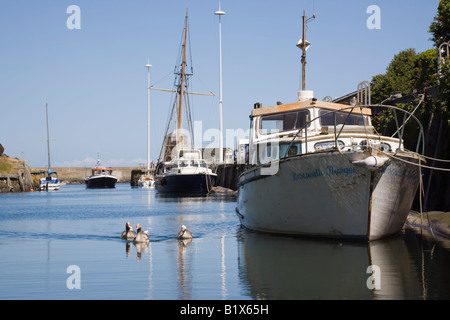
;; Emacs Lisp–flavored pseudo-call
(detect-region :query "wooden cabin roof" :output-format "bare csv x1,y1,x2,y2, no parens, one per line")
251,100,372,117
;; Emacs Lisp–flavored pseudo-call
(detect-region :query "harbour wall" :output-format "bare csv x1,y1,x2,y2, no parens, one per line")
30,167,136,184
215,164,246,190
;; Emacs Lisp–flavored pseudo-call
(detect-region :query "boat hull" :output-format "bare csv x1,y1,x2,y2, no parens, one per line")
39,177,60,191
236,151,420,240
155,173,217,194
39,181,60,191
85,176,117,189
138,176,155,188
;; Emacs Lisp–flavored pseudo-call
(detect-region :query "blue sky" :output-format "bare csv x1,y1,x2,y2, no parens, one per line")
0,0,439,167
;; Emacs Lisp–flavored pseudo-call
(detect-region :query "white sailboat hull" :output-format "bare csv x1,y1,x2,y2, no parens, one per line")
138,176,155,188
236,151,420,240
39,181,60,191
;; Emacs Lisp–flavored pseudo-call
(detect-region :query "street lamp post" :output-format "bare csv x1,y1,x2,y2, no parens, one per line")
215,2,225,164
145,60,152,174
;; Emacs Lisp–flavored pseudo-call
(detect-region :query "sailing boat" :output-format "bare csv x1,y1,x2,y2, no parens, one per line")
138,61,155,188
39,103,60,191
153,10,217,194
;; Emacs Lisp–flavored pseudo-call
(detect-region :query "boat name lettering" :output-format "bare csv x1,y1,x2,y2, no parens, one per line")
380,166,418,180
292,169,324,181
292,166,356,181
326,166,356,177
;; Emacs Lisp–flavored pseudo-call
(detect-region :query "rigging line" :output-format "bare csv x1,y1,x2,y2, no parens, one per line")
187,16,194,75
419,154,450,163
370,145,450,172
158,91,177,162
185,92,195,147
420,163,437,240
150,70,175,89
390,95,425,139
191,74,216,96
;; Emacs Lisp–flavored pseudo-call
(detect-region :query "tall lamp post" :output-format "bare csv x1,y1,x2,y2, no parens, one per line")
145,60,152,175
215,2,225,164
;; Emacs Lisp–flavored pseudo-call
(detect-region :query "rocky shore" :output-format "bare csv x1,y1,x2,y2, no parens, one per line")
0,146,34,192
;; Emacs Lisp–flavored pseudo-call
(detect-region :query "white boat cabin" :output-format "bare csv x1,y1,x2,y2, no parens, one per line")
91,167,114,176
159,149,211,175
249,98,402,166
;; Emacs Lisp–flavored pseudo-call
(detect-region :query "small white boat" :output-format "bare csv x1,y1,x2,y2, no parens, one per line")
39,169,60,191
39,103,60,191
236,12,424,240
138,174,155,188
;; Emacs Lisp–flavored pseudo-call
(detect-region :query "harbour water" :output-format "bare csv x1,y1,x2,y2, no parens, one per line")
1,184,450,300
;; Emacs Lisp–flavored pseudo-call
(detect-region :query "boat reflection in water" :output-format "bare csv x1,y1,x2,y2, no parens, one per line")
237,227,450,300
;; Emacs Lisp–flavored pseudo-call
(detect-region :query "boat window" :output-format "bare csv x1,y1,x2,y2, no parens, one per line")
260,110,310,134
319,110,368,126
280,143,302,158
314,140,345,151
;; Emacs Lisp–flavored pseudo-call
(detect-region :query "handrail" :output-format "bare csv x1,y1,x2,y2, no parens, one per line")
280,104,425,158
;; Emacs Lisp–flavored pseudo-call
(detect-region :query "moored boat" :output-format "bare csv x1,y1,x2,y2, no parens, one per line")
155,148,216,194
235,12,425,240
39,103,60,191
138,174,155,188
85,159,117,189
153,10,217,194
39,169,60,191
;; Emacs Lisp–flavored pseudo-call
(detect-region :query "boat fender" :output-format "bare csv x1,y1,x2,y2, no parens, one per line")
352,156,388,169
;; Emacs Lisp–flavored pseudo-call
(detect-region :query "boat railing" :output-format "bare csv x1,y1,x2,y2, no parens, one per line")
281,104,425,158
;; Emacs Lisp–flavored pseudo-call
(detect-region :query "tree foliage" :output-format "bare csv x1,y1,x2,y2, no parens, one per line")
429,0,450,47
437,59,450,120
370,49,437,104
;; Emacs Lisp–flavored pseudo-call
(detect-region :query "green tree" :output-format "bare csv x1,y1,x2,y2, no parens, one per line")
436,60,450,120
414,49,438,91
429,0,450,47
370,49,418,104
429,0,450,121
370,49,438,104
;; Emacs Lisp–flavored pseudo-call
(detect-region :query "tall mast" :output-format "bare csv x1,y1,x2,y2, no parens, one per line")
45,103,51,174
177,9,189,145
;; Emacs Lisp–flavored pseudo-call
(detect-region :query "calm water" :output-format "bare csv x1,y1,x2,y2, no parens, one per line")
1,184,450,300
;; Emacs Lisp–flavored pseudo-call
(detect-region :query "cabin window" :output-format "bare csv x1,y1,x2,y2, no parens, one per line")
315,140,345,151
319,110,368,126
280,142,302,158
260,110,310,134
